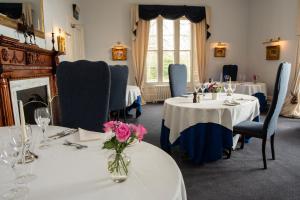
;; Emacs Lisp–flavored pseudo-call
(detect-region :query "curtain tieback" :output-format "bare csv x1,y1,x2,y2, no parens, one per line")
291,92,298,104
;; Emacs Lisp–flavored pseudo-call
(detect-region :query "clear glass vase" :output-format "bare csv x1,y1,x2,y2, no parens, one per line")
107,152,130,183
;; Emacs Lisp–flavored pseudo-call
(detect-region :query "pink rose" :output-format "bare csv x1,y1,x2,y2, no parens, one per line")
135,124,147,141
115,123,131,142
103,121,115,133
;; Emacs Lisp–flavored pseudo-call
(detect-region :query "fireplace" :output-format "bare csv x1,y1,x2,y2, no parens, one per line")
9,77,51,125
0,35,59,126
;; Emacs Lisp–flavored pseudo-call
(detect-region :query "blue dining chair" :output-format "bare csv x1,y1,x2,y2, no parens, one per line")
168,64,187,97
108,65,128,121
223,65,238,81
56,60,111,132
233,62,291,169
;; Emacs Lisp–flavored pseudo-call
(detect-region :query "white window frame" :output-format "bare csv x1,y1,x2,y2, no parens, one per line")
145,16,194,85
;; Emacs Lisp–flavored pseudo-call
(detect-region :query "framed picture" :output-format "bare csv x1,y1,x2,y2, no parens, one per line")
214,47,226,57
112,47,127,61
266,45,280,60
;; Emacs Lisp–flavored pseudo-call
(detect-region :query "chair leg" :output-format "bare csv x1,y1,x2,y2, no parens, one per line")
262,139,267,169
271,134,275,160
123,108,126,123
240,135,245,149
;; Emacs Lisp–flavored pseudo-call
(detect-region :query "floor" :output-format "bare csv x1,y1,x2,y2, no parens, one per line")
128,103,300,200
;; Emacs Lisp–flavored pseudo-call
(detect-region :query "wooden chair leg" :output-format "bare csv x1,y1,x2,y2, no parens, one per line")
271,134,275,160
262,139,267,169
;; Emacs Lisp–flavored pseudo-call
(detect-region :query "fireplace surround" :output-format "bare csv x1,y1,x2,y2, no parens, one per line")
0,35,59,126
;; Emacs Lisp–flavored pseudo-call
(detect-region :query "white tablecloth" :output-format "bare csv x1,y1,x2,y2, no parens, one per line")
126,85,141,106
0,126,186,200
163,93,260,143
233,82,267,96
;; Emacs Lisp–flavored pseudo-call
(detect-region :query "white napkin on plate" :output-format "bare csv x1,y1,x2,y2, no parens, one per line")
78,128,102,141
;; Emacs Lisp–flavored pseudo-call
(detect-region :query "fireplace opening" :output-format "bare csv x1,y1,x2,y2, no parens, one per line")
17,86,48,124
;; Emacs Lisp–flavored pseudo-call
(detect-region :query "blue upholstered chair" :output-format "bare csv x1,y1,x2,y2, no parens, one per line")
56,60,111,132
168,64,187,97
223,65,238,81
108,65,128,121
233,62,291,169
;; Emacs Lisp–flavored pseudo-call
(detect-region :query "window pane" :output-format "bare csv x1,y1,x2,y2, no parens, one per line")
162,51,174,82
163,19,174,50
148,19,157,50
146,51,158,82
180,51,191,82
180,19,191,50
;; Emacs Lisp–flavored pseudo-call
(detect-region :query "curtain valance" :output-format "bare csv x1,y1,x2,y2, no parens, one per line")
139,5,206,23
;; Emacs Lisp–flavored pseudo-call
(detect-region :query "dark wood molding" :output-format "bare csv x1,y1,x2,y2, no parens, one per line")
0,35,59,126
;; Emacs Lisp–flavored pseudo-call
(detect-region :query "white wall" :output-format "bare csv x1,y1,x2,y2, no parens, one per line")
0,0,82,61
248,0,298,95
80,0,249,84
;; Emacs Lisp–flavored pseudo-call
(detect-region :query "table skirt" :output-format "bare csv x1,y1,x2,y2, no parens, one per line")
160,120,233,164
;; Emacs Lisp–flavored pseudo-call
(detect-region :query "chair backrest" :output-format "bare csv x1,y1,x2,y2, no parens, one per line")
109,65,128,111
56,60,111,132
168,64,187,97
263,62,291,137
223,65,238,81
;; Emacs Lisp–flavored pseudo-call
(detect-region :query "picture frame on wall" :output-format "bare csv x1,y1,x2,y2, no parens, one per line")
266,45,280,60
112,47,127,61
214,47,226,57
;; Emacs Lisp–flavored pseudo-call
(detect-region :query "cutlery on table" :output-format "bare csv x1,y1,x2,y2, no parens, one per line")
49,129,78,140
63,140,88,149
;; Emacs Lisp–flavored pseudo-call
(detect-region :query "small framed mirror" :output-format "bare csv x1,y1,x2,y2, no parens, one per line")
0,0,45,38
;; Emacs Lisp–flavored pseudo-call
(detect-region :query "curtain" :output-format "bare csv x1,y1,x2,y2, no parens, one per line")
131,5,150,102
193,20,207,83
22,3,33,26
281,37,300,118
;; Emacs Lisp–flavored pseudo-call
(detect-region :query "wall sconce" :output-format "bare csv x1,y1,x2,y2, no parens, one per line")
57,28,66,54
112,42,127,61
263,37,281,60
214,42,226,57
262,37,281,44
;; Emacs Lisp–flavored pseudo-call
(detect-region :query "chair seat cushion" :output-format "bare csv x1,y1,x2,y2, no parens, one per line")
233,121,265,138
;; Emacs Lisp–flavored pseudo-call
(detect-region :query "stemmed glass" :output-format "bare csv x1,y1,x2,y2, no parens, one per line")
193,83,201,93
224,75,231,82
0,130,29,199
34,107,51,149
231,84,236,94
200,84,206,96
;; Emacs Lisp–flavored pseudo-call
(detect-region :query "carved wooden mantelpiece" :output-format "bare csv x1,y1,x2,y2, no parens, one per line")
0,35,59,126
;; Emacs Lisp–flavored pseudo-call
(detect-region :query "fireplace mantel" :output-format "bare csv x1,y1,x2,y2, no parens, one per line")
0,35,59,126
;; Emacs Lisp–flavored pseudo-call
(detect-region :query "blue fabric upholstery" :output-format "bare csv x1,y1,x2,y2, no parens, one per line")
264,62,291,137
233,62,291,169
168,64,187,97
161,120,233,164
234,63,291,137
223,65,238,81
108,65,128,111
126,95,142,118
253,92,268,112
56,60,111,132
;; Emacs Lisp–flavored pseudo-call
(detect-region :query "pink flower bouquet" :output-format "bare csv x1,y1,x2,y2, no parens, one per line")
103,121,147,179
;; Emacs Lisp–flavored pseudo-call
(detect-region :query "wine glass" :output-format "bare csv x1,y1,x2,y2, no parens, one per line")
224,75,231,82
34,107,51,149
11,125,37,184
224,83,231,96
193,83,201,93
0,138,29,199
231,84,236,94
200,84,206,96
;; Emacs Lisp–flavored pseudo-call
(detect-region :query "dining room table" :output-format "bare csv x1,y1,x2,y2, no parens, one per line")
160,93,260,164
126,85,142,118
0,126,186,200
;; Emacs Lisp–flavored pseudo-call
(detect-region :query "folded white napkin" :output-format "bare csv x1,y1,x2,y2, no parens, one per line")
78,128,102,141
223,99,240,106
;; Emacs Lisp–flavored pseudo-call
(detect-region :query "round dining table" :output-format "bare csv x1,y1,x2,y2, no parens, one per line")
0,126,186,200
161,93,260,163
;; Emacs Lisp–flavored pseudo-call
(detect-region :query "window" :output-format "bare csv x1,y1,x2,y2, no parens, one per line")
146,17,192,84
